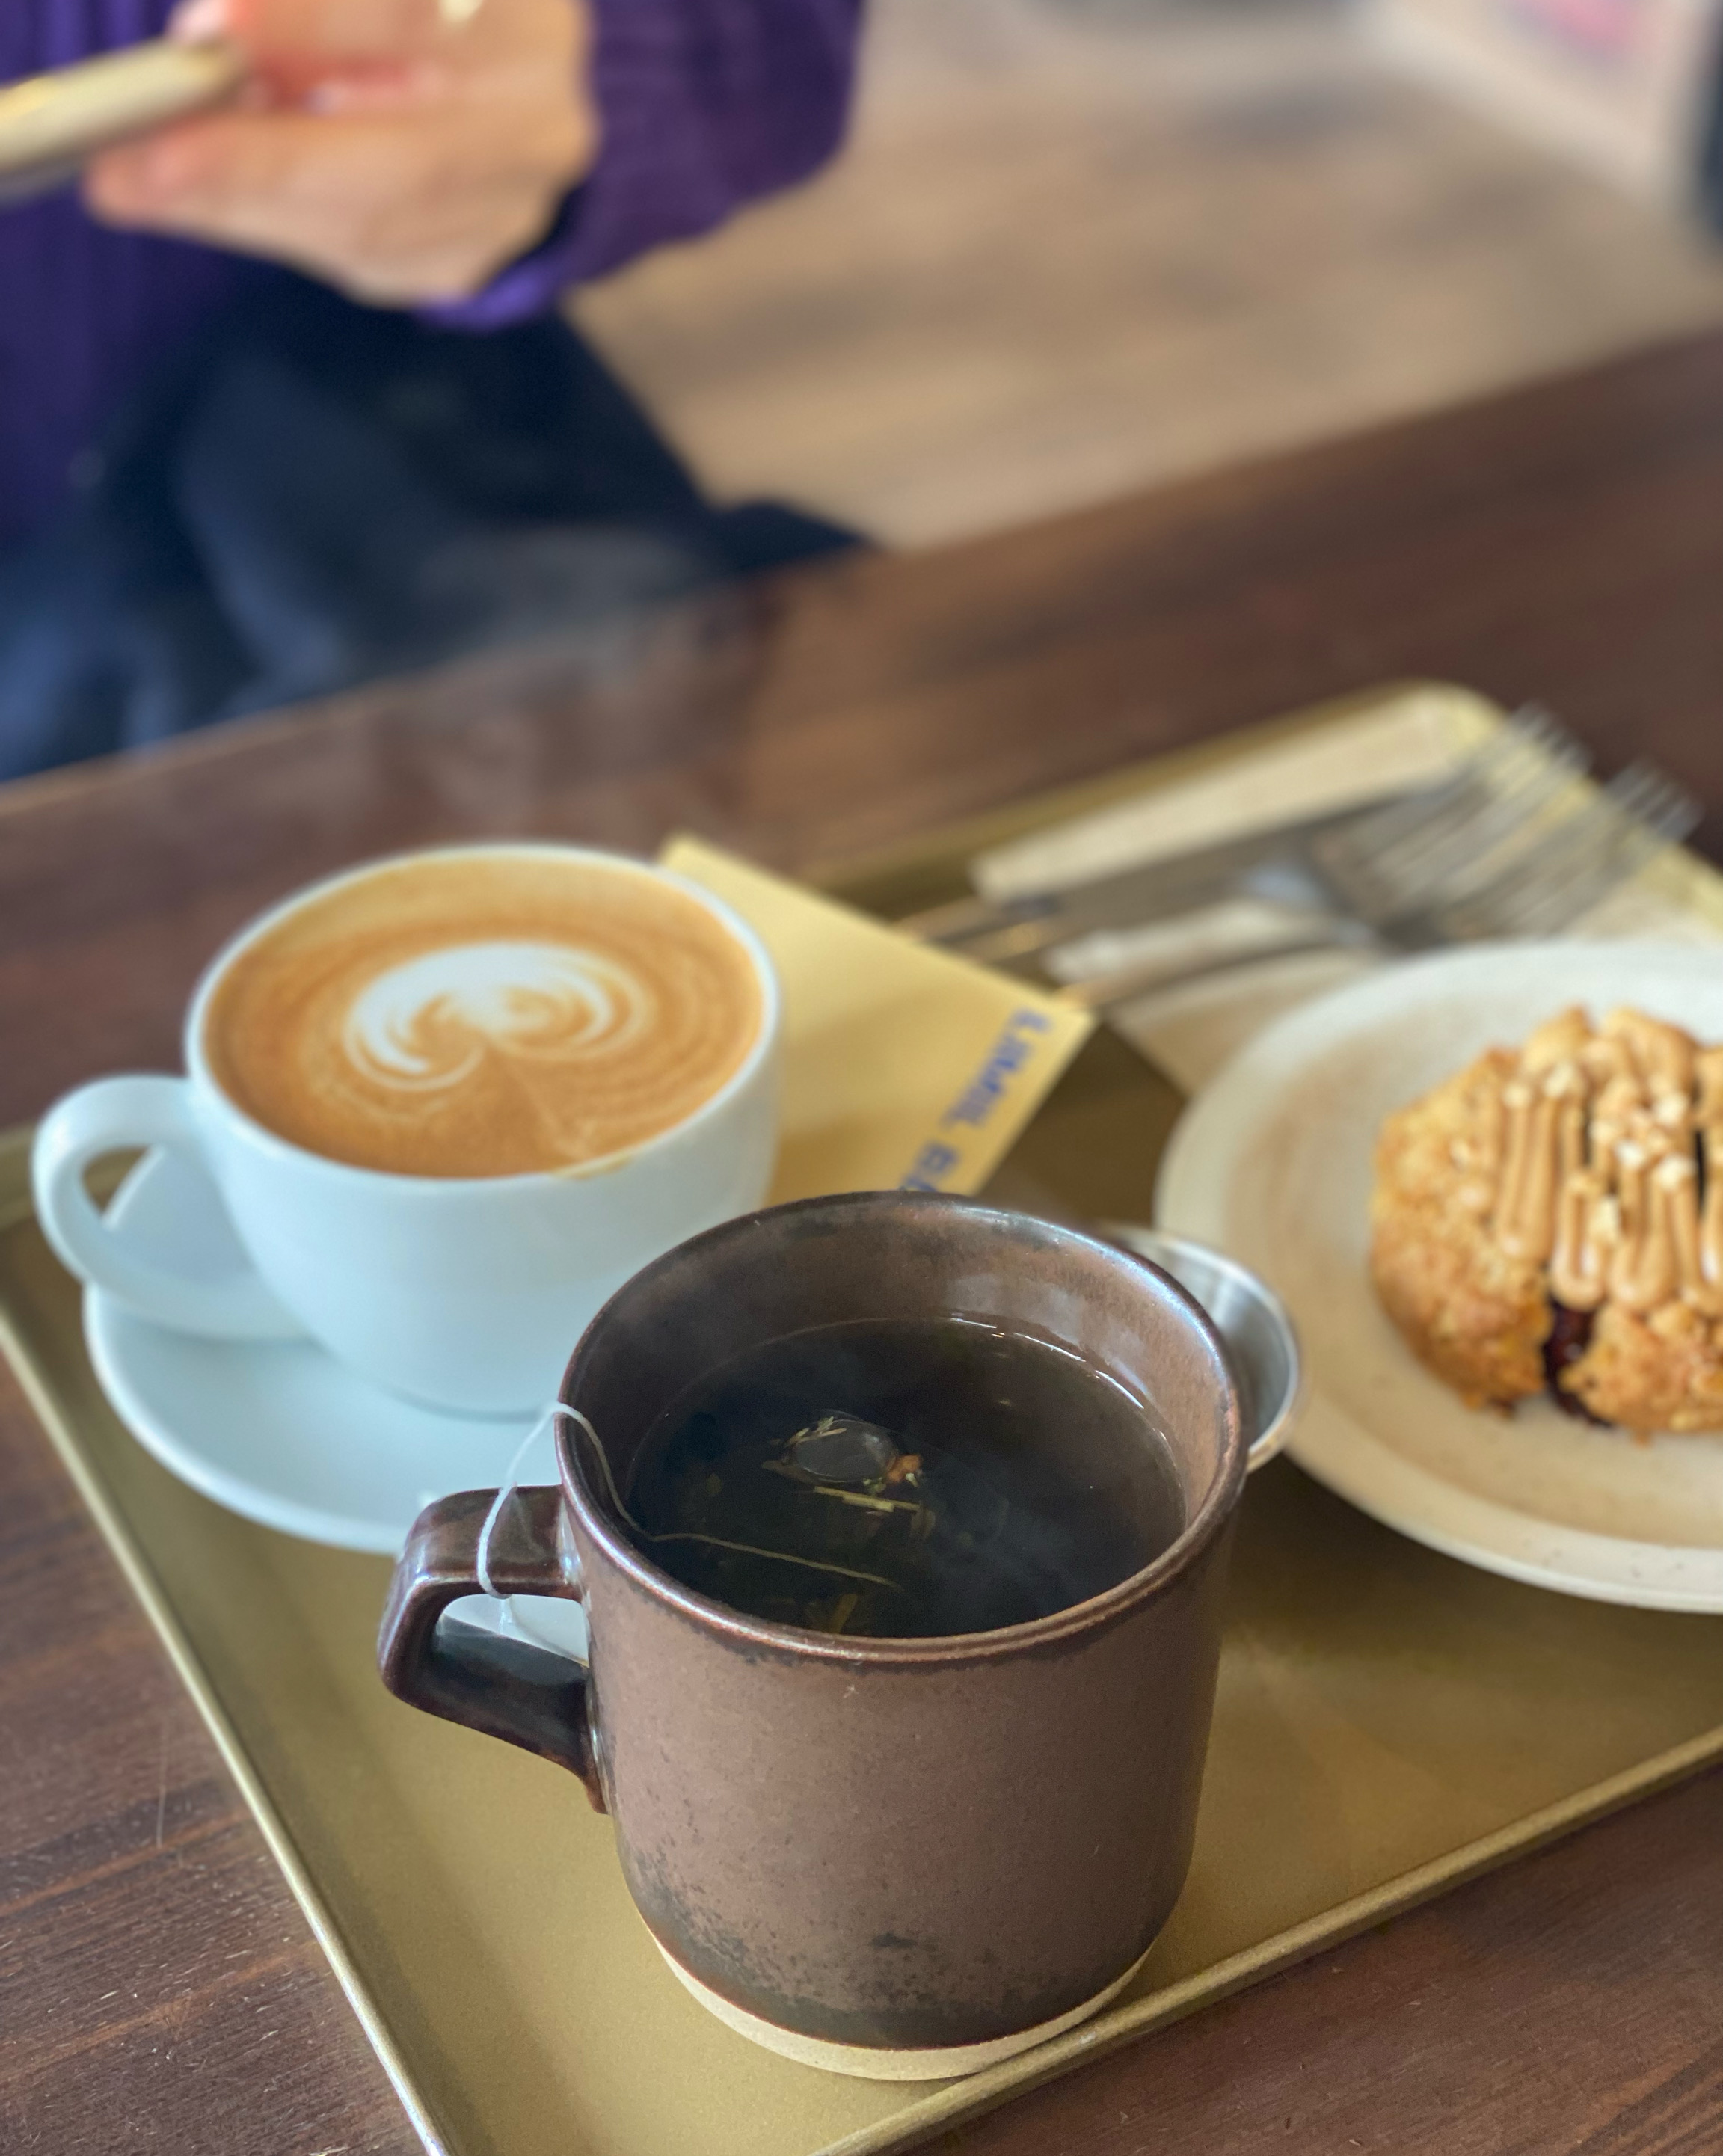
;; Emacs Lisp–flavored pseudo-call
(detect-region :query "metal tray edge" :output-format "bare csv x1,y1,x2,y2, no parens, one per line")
801,678,1503,905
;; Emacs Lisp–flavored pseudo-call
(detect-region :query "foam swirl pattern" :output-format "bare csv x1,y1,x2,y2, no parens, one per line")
203,856,763,1179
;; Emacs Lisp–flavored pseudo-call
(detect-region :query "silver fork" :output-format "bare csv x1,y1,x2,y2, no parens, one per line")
1400,762,1700,945
1311,705,1589,923
1054,755,1700,1011
908,707,1588,968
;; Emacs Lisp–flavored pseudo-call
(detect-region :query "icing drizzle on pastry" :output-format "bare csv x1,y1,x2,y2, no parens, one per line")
1468,1007,1723,1318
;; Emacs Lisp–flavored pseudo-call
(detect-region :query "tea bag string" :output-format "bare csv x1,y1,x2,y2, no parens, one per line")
476,1403,611,1600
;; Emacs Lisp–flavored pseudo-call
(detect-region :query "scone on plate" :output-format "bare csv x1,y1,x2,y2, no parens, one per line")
1370,1005,1723,1433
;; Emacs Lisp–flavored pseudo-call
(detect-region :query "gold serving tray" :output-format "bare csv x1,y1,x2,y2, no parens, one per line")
4,684,1722,2156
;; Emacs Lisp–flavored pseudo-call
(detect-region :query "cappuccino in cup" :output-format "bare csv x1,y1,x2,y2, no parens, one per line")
203,852,766,1179
33,845,781,1415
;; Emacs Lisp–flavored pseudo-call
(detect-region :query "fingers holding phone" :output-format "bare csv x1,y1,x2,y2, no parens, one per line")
85,0,599,304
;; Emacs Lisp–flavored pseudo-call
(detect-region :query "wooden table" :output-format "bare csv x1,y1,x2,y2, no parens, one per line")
3,333,1721,2155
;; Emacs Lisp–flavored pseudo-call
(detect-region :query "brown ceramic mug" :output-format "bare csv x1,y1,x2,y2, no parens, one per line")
378,1191,1244,2080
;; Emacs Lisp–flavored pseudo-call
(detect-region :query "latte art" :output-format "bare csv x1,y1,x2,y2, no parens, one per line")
203,853,766,1178
343,942,654,1090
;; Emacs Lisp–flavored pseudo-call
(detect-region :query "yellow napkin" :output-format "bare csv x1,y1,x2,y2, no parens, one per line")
660,836,1093,1203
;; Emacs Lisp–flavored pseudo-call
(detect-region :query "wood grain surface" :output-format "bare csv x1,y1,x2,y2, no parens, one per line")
3,332,1722,2155
577,0,1723,548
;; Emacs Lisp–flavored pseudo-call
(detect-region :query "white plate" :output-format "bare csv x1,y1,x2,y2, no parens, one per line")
1155,941,1723,1611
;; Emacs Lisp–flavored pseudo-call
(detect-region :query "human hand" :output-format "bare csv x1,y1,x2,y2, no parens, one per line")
86,0,598,304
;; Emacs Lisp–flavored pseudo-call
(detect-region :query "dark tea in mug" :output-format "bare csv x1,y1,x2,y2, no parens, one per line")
619,1315,1186,1637
381,1191,1246,2072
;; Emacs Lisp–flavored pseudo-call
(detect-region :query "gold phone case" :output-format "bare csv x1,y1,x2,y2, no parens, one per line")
0,39,245,201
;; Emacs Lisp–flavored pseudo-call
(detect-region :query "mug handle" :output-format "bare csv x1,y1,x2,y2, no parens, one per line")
378,1486,605,1812
31,1075,302,1339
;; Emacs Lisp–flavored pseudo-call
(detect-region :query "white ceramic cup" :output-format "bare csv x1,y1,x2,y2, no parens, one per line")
31,844,781,1416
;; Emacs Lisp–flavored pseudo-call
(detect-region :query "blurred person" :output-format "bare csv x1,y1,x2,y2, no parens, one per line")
0,0,864,778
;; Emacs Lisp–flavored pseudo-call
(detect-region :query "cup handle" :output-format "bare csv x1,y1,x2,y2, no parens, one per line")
31,1075,302,1339
378,1486,604,1812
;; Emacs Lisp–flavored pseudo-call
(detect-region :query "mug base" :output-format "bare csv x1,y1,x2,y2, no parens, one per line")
655,1941,1152,2080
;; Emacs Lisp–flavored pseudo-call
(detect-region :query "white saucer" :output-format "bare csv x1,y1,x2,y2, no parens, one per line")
1157,942,1723,1612
85,1145,550,1550
86,1147,592,1653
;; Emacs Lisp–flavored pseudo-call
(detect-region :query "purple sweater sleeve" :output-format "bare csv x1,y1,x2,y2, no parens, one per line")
433,0,864,330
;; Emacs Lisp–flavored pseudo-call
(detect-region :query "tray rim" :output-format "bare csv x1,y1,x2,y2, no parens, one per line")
798,678,1496,903
7,675,1723,2156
